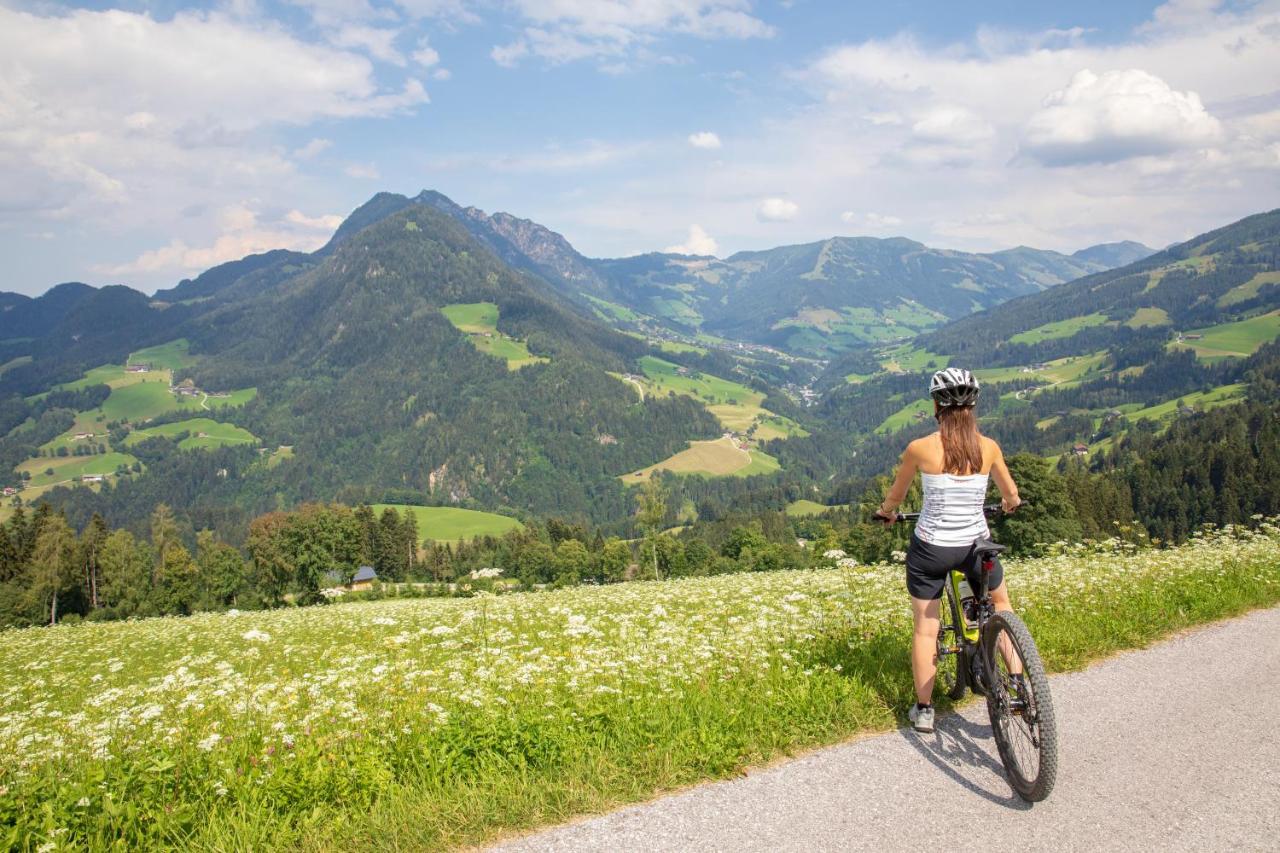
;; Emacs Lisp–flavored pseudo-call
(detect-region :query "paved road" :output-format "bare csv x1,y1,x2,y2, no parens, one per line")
495,606,1280,852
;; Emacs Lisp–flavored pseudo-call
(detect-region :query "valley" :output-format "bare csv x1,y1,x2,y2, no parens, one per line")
0,191,1275,577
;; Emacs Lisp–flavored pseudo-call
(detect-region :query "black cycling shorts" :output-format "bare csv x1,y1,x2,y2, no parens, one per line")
905,532,1004,601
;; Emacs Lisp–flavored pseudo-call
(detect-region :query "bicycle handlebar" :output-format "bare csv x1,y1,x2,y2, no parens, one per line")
884,501,1023,524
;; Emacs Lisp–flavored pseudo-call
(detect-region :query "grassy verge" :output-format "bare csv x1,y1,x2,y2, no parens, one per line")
2,526,1278,850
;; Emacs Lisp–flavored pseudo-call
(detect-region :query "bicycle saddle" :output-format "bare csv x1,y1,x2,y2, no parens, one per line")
972,537,1008,558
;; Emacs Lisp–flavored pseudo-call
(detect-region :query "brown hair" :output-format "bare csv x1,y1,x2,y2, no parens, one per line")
936,405,983,475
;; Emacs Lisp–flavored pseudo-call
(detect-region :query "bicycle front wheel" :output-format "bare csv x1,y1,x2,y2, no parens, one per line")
982,611,1058,802
936,582,967,701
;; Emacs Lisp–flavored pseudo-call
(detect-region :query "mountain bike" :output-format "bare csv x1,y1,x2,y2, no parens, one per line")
893,503,1058,802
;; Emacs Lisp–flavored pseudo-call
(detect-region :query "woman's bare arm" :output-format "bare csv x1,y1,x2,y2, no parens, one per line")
877,443,919,518
988,440,1021,511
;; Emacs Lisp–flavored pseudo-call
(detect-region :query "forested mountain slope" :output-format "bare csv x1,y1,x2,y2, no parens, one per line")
591,236,1141,356
804,208,1280,492
12,206,728,534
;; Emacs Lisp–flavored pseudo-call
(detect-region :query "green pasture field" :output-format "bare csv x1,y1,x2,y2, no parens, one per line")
753,414,809,441
1119,383,1246,424
1125,307,1171,328
16,451,137,489
2,528,1276,851
635,356,803,437
1218,271,1280,307
878,343,949,373
1173,311,1280,360
123,418,258,451
997,352,1110,396
370,504,525,543
1009,312,1110,345
875,398,932,434
441,303,547,369
622,436,778,481
128,339,196,372
439,302,499,333
785,499,832,517
586,296,640,324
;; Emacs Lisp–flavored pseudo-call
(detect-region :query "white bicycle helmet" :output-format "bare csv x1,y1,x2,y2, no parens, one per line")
929,367,980,407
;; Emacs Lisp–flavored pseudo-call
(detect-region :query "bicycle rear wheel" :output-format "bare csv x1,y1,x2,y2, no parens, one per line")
936,583,967,701
982,611,1058,802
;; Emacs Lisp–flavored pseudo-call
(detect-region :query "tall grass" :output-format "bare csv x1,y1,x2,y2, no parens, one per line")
1,525,1277,851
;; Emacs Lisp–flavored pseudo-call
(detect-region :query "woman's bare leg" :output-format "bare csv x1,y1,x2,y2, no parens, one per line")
910,595,941,705
988,581,1023,675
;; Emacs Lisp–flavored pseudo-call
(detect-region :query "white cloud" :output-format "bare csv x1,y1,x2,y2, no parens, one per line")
286,209,344,230
329,25,407,66
344,162,381,179
1021,68,1223,165
0,6,427,225
492,0,773,68
688,131,723,150
756,197,798,222
412,37,441,67
294,138,334,160
100,204,338,277
912,105,995,145
843,211,903,228
665,224,719,256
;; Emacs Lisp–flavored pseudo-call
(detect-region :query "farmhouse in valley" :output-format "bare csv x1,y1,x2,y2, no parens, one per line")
350,566,378,592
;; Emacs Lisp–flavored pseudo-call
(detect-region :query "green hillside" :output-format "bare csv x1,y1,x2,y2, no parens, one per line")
370,503,524,543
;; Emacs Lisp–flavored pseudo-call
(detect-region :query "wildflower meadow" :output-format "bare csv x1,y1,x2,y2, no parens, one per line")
2,524,1279,850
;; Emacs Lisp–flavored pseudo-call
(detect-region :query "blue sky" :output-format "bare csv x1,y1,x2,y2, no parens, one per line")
1,0,1278,294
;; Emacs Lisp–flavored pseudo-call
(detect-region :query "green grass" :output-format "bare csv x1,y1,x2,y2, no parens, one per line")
734,448,781,477
585,295,639,323
1121,384,1246,424
875,398,933,434
1125,307,1170,328
785,499,831,517
370,504,525,543
1218,271,1280,307
878,344,949,373
100,382,204,422
439,302,499,333
974,364,1036,383
1009,312,1110,345
3,527,1277,851
1173,311,1280,360
441,303,547,370
635,356,804,437
128,339,196,371
752,414,809,441
17,451,137,489
123,418,258,451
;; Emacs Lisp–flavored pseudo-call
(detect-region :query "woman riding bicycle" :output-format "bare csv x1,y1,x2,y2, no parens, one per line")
873,368,1021,733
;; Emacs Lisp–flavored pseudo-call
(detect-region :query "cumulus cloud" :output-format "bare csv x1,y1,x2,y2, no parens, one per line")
492,0,773,68
688,131,723,149
100,204,340,277
665,224,719,256
756,197,799,222
1021,68,1223,165
0,5,427,227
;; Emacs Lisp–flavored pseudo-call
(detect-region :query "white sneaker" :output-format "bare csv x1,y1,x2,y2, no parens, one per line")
909,703,935,733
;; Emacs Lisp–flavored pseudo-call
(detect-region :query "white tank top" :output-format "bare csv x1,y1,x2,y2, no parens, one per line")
915,472,990,547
